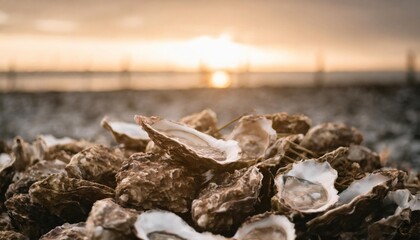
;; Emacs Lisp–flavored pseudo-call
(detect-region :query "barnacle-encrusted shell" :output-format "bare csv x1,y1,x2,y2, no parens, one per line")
0,153,15,198
229,115,276,159
307,170,404,236
265,112,311,135
180,109,220,138
135,116,243,170
39,223,86,240
233,213,296,240
101,117,150,151
29,174,115,222
65,145,124,188
191,166,263,233
5,194,64,239
115,154,197,213
300,123,363,155
0,230,28,240
6,160,66,199
86,198,137,240
134,210,226,240
272,159,339,214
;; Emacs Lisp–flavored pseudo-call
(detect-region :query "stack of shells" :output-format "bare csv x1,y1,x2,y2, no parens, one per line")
0,109,419,240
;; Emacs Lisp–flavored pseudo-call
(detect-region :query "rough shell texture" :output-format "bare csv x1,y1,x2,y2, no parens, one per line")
85,198,137,240
65,145,124,188
39,222,86,240
300,123,363,155
180,109,221,138
233,212,296,240
346,144,382,172
229,115,277,159
0,211,13,231
191,166,263,234
264,134,303,161
6,160,66,199
29,174,115,222
307,169,405,237
265,112,311,135
0,153,15,199
5,194,64,239
136,115,244,171
0,230,29,240
12,137,37,172
115,155,197,213
272,159,339,215
135,210,226,240
101,117,150,151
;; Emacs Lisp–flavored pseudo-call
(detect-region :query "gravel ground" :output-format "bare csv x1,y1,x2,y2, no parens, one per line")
1,86,419,170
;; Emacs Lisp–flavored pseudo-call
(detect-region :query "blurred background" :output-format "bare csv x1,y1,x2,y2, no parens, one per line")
0,0,419,169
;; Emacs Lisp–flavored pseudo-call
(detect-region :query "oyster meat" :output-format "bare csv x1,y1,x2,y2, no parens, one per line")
265,112,312,135
191,166,263,234
39,223,86,240
135,210,226,240
233,213,296,240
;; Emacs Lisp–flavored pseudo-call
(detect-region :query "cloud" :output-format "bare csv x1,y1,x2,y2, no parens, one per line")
34,19,78,33
0,10,9,25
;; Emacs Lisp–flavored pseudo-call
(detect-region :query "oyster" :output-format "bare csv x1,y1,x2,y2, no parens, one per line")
191,166,263,234
233,213,296,240
135,115,243,170
65,145,124,188
0,153,15,199
307,170,404,237
272,159,339,215
86,198,137,240
115,154,197,213
5,194,64,239
180,109,221,138
347,144,382,172
0,211,13,231
12,137,37,171
36,135,92,163
39,223,86,240
300,123,363,155
29,174,115,222
6,160,66,199
265,112,311,135
134,210,226,240
228,115,277,159
101,117,150,151
0,230,28,240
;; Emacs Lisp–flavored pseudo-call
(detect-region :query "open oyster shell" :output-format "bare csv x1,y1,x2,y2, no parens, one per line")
307,169,404,237
135,115,244,170
265,112,312,135
39,222,86,240
228,115,277,159
29,174,115,222
135,210,226,240
272,159,339,215
300,123,363,155
101,117,150,151
233,213,296,240
115,154,197,213
65,145,124,188
180,109,221,138
191,166,263,234
86,198,137,240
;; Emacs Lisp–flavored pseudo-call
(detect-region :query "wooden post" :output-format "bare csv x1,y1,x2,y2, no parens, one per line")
314,52,325,87
406,49,416,86
120,55,131,90
7,61,17,91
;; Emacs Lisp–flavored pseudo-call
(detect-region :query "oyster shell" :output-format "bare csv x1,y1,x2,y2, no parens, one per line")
12,137,37,171
265,112,312,135
233,213,296,240
65,145,124,188
180,109,221,138
101,117,150,151
307,169,404,237
300,123,363,155
115,154,197,213
0,153,15,199
86,198,137,240
135,115,243,170
134,210,226,240
191,166,263,234
6,160,66,199
0,211,13,231
39,223,86,240
5,194,64,239
29,174,115,222
272,159,339,215
0,230,28,240
228,115,277,159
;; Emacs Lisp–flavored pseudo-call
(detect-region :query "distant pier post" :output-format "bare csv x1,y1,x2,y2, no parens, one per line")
199,59,210,87
6,61,17,91
314,52,325,87
406,50,416,85
119,56,132,90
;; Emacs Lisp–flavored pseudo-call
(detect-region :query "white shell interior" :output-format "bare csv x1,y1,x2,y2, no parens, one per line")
38,134,75,148
234,214,296,240
102,119,150,140
0,153,13,171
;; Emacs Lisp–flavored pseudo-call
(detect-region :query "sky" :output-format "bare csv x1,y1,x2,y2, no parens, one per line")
0,0,419,72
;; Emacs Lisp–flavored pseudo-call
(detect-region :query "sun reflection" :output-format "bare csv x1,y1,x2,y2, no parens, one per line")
210,71,231,88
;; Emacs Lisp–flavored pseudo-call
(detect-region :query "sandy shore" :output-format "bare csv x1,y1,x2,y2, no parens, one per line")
1,86,419,170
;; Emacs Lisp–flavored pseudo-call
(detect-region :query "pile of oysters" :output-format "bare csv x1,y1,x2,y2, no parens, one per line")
1,109,419,240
